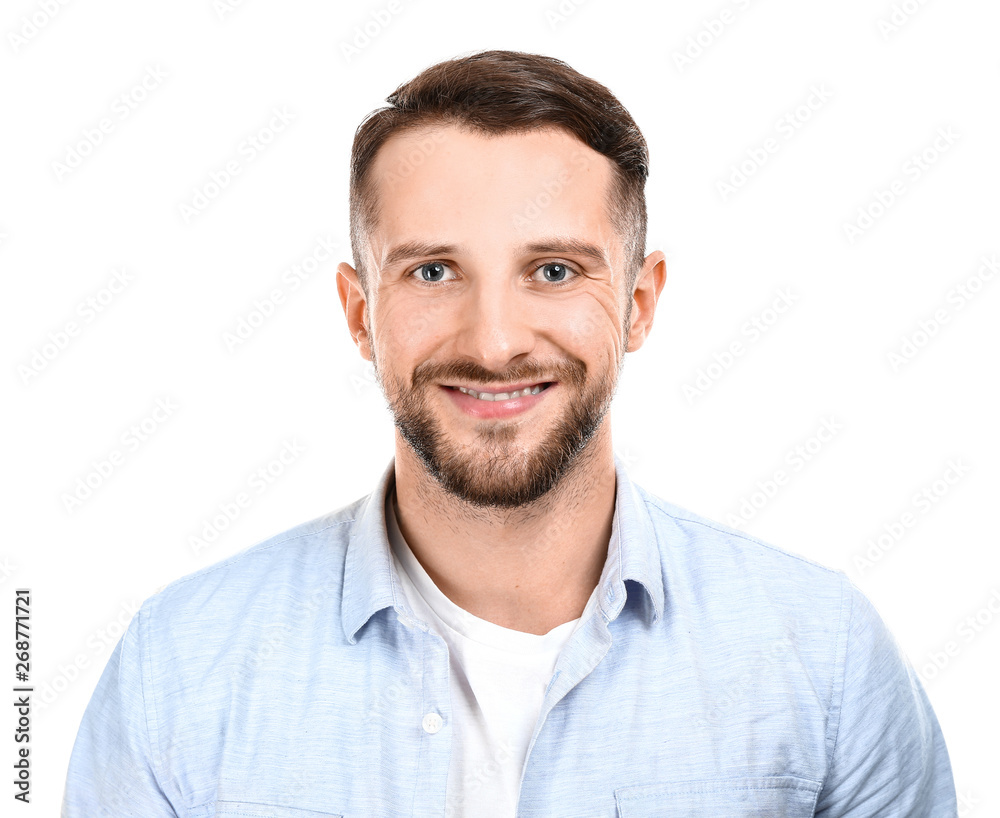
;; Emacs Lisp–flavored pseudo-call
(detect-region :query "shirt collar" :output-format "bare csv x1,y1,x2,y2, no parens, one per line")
342,453,664,644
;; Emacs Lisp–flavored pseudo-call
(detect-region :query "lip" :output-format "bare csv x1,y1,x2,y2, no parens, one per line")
443,380,551,394
440,382,556,419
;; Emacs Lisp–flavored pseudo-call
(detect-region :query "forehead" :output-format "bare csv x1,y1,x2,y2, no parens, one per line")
367,123,619,261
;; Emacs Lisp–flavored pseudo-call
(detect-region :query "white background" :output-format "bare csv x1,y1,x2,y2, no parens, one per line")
2,0,998,813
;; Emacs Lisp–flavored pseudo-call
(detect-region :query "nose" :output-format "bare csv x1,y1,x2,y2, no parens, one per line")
453,275,537,373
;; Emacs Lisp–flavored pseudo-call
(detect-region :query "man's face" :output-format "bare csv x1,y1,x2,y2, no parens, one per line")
348,124,638,509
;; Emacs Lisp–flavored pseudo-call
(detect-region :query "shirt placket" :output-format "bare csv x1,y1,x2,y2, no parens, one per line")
403,615,453,817
512,605,616,816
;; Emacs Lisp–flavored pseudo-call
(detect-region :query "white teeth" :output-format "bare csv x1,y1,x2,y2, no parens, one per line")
456,384,546,401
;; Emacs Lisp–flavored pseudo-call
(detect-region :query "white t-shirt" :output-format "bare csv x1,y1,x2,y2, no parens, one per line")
384,491,600,818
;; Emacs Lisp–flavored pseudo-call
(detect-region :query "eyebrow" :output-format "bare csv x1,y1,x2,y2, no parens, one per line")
522,238,609,266
381,241,459,271
380,237,611,271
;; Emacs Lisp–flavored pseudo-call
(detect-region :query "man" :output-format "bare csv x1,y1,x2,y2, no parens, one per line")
64,51,955,816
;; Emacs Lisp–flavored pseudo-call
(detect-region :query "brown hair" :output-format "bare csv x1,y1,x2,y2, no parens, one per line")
348,50,649,294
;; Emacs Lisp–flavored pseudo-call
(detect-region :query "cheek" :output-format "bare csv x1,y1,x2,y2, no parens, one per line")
558,299,622,357
376,298,450,359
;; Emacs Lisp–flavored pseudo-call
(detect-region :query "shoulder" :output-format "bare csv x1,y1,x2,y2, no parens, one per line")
634,482,852,625
637,482,847,583
140,496,366,636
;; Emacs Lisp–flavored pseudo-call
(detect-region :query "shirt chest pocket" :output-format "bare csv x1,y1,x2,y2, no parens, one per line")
614,775,821,817
214,802,342,818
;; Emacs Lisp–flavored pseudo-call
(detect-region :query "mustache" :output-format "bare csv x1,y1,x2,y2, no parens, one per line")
410,358,588,390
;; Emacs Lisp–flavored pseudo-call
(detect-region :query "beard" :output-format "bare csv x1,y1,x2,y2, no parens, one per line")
371,342,625,510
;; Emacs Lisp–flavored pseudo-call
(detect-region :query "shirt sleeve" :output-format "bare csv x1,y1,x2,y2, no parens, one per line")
815,578,957,817
62,604,180,817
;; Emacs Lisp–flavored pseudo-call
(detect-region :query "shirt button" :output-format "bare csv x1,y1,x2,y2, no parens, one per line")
422,712,443,734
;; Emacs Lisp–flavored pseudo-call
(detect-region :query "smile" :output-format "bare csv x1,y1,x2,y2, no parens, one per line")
447,383,553,402
440,381,556,419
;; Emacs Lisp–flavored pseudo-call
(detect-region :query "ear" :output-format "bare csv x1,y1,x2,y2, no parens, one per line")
625,250,667,353
337,262,373,361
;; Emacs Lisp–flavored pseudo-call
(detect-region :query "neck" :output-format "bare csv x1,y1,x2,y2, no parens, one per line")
391,425,617,635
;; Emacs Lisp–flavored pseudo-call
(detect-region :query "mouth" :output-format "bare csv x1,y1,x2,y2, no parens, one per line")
440,380,557,420
441,381,555,402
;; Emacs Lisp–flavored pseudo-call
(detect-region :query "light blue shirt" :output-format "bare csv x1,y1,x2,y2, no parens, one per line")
63,455,956,817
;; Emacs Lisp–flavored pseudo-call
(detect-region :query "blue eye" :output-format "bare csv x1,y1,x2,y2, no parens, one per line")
414,262,450,282
410,261,575,284
537,263,574,283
